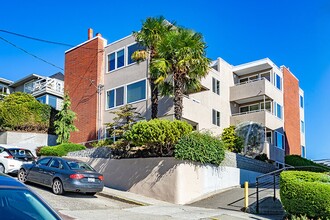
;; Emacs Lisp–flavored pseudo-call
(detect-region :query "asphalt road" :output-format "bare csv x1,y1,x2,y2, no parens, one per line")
25,182,137,220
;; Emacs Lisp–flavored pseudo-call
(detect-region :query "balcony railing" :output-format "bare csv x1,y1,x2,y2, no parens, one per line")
28,78,64,96
232,109,272,116
235,77,270,86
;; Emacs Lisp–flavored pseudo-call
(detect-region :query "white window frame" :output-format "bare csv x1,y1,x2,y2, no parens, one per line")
300,95,304,109
212,77,220,95
301,120,305,133
107,47,126,73
105,79,147,110
212,109,220,126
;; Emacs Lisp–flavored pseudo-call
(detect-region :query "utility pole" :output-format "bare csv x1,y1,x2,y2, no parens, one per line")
97,84,104,141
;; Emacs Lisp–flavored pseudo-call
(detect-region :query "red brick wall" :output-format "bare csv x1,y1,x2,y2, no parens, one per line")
64,37,104,143
283,67,301,155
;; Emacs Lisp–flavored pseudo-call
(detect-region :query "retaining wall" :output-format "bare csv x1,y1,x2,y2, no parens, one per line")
69,151,275,204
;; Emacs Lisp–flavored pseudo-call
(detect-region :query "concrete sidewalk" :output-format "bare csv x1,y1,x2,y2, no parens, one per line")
97,187,281,220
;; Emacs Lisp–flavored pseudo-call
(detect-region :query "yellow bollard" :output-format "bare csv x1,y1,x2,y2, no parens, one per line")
244,181,249,210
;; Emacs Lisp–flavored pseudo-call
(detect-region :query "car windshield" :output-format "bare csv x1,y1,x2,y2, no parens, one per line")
0,188,60,220
67,161,94,171
8,149,34,158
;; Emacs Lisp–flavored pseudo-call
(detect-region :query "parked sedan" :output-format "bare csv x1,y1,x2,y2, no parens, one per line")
18,157,104,195
0,172,62,219
0,145,36,174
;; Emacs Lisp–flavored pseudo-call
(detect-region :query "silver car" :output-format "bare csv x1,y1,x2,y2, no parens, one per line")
18,157,104,195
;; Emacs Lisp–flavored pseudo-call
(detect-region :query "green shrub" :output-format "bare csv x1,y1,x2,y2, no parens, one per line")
280,171,330,219
255,153,268,162
124,119,193,156
285,155,330,172
39,143,86,156
0,92,54,132
221,125,243,153
91,139,113,147
174,132,225,165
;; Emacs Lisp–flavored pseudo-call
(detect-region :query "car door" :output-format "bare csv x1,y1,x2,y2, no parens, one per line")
28,157,51,183
0,147,8,172
42,158,64,186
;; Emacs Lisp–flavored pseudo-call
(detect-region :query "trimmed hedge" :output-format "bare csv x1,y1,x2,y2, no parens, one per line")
285,155,330,172
0,92,54,132
280,171,330,219
39,143,86,157
174,132,225,165
124,119,193,156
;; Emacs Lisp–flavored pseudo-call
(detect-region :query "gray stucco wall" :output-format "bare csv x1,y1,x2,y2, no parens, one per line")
0,131,57,156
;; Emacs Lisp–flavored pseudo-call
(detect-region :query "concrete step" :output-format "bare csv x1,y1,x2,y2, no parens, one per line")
248,197,285,215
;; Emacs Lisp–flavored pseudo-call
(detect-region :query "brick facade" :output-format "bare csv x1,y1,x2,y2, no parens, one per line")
283,67,301,155
64,37,104,143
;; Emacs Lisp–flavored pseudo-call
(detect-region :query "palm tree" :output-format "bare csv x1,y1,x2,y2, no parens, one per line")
132,16,174,119
153,28,210,120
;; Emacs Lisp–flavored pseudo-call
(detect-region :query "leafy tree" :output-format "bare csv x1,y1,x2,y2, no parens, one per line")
132,16,175,119
153,27,210,120
221,125,244,153
54,94,78,144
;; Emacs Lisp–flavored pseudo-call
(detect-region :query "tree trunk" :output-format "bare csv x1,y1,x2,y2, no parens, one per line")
149,47,158,119
150,78,158,119
174,75,184,120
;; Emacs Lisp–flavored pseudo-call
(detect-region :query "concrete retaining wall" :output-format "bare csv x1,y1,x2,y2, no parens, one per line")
0,131,57,155
71,154,275,204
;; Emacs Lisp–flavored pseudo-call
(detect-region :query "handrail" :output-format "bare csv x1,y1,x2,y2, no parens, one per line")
255,165,330,213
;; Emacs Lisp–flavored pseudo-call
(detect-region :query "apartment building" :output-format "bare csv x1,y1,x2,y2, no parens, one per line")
0,72,64,110
64,30,305,165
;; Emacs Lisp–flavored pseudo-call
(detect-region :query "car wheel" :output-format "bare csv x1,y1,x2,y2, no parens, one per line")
18,169,27,183
86,192,96,196
52,179,64,195
0,164,5,173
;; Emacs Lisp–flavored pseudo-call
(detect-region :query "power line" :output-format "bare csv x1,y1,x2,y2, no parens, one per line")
0,29,73,47
0,36,64,70
0,29,103,51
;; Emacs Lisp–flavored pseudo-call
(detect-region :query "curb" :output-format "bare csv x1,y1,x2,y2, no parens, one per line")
97,192,148,206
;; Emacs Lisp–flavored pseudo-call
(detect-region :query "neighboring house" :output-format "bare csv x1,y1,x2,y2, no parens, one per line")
64,29,305,166
0,72,64,110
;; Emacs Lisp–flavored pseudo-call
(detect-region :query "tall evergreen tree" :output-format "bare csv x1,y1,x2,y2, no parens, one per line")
54,94,78,144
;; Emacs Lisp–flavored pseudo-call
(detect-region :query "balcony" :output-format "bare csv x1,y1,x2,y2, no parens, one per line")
230,109,283,130
28,78,64,98
230,78,282,104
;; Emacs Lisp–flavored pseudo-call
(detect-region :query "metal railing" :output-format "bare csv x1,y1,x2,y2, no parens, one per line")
232,108,272,116
255,165,330,213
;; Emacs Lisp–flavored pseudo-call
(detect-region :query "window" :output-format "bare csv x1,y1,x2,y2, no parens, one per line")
212,109,220,126
275,132,284,150
108,53,115,71
0,84,8,94
24,81,34,93
250,104,259,112
127,43,144,65
48,95,57,109
107,86,124,109
301,120,305,133
108,49,125,71
36,95,46,104
274,102,282,119
266,131,272,144
37,158,51,166
117,49,125,68
240,106,249,113
261,72,271,82
127,80,146,103
300,95,304,108
275,74,282,90
212,78,220,95
301,146,306,158
261,101,271,112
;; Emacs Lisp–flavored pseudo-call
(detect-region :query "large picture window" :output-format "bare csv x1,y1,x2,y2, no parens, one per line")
127,43,144,65
106,80,147,109
127,80,146,103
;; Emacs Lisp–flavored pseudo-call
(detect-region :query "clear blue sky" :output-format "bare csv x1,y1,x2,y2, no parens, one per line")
1,0,329,160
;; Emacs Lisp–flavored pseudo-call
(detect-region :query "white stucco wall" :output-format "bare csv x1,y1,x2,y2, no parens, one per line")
70,156,269,204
